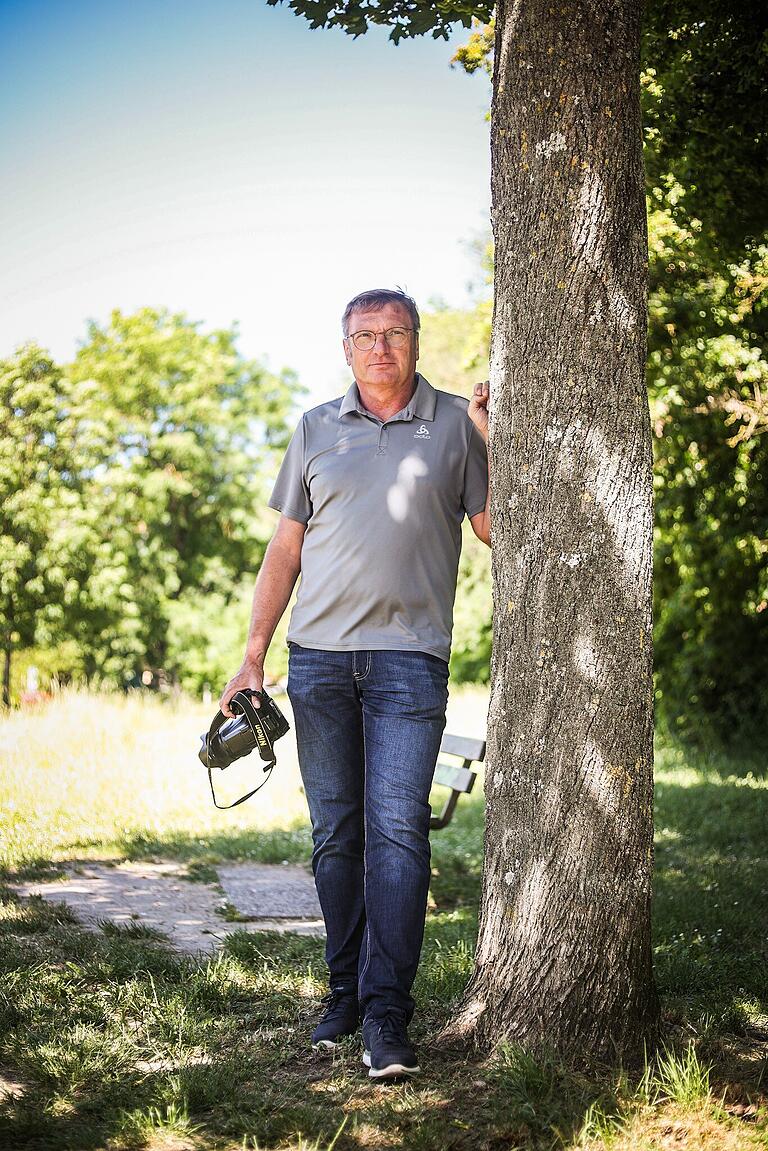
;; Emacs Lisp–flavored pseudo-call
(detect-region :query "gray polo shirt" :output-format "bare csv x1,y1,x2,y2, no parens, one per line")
267,372,488,663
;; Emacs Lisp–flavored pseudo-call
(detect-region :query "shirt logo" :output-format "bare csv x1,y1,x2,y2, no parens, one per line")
414,424,431,439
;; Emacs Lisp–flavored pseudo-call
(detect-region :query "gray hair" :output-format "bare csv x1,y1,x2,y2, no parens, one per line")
341,288,420,337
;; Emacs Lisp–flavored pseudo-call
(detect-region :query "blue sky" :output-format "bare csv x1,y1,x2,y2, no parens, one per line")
0,0,491,405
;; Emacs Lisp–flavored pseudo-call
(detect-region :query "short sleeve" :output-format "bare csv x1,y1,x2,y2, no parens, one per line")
267,415,313,524
462,421,489,518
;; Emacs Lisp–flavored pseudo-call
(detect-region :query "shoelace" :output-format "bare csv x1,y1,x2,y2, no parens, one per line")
320,988,355,1016
373,1013,409,1047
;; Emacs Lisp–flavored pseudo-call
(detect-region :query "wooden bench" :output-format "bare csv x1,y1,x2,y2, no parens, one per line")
430,733,486,830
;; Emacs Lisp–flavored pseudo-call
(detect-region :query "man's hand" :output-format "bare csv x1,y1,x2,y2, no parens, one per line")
468,379,490,442
218,658,264,718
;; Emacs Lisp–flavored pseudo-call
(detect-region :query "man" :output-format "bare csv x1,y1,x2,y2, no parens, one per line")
220,287,491,1080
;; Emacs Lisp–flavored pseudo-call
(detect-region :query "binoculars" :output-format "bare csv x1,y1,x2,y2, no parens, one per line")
198,687,290,809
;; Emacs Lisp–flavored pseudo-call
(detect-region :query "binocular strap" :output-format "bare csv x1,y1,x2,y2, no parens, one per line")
208,691,277,809
207,761,274,810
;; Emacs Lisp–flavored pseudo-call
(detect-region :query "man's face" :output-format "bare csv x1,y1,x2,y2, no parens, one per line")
343,302,419,392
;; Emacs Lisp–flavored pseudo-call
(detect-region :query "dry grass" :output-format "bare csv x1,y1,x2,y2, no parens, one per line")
0,682,490,874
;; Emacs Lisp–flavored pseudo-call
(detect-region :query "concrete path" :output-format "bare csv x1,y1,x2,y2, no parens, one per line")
218,862,323,918
11,859,324,954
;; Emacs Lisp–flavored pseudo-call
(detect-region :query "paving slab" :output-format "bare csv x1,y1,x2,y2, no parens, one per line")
0,1069,28,1103
11,860,325,954
218,862,322,918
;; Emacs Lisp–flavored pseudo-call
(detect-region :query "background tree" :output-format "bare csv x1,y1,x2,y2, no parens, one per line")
641,0,768,262
1,311,303,699
637,2,768,748
0,347,83,705
64,307,303,687
648,218,768,748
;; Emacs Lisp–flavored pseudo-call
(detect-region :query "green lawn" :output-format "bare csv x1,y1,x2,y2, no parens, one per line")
1,688,766,1150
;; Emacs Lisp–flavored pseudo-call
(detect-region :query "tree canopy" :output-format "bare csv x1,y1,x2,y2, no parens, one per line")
0,309,304,696
266,0,492,42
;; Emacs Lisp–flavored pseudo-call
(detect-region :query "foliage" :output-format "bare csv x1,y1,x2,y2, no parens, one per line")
419,297,490,394
418,296,493,685
642,0,768,260
165,573,295,697
450,524,492,683
266,0,493,43
451,15,494,77
163,580,257,699
648,201,768,748
0,347,84,701
0,309,303,695
6,641,86,702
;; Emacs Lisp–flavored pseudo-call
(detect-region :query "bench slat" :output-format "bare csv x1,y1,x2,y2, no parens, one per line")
440,733,486,762
429,730,485,830
433,761,476,794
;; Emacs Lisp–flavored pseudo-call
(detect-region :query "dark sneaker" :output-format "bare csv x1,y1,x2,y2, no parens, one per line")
362,1012,420,1079
311,987,360,1049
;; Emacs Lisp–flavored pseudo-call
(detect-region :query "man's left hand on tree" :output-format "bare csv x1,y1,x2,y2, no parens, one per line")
468,380,490,443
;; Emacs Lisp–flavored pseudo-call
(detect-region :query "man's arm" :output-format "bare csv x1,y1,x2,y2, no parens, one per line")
218,514,306,716
467,380,491,549
469,450,491,548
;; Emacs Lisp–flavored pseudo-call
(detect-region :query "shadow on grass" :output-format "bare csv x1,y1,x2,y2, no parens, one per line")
2,742,767,1148
653,770,768,1039
0,891,635,1151
661,731,768,782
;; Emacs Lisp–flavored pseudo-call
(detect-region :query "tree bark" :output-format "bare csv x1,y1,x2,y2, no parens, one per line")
2,640,11,708
449,0,659,1060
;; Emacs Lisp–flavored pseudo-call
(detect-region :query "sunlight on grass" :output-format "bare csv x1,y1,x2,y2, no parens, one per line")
116,1098,203,1144
653,1042,713,1106
0,688,307,871
0,683,489,874
243,1115,348,1150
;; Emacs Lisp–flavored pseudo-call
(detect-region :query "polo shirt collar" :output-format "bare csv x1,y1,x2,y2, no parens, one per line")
338,372,437,422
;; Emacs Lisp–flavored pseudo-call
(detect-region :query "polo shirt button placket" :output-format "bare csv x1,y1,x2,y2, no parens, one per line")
376,424,389,456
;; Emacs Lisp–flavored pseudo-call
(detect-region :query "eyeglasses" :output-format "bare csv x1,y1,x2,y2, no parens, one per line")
344,326,415,351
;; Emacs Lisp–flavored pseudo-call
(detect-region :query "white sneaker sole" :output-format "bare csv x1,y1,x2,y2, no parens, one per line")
363,1050,420,1078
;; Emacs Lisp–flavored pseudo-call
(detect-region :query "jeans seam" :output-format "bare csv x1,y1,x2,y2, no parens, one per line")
359,706,372,998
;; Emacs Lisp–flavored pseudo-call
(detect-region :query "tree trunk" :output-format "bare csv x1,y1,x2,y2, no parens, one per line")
2,640,11,708
449,0,658,1060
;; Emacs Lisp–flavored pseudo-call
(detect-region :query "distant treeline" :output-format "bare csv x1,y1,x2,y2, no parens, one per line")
0,309,304,706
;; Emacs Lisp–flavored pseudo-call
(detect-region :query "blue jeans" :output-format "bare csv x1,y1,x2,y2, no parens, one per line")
286,643,449,1023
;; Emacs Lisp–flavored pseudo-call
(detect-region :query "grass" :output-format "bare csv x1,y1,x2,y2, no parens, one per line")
1,686,767,1150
